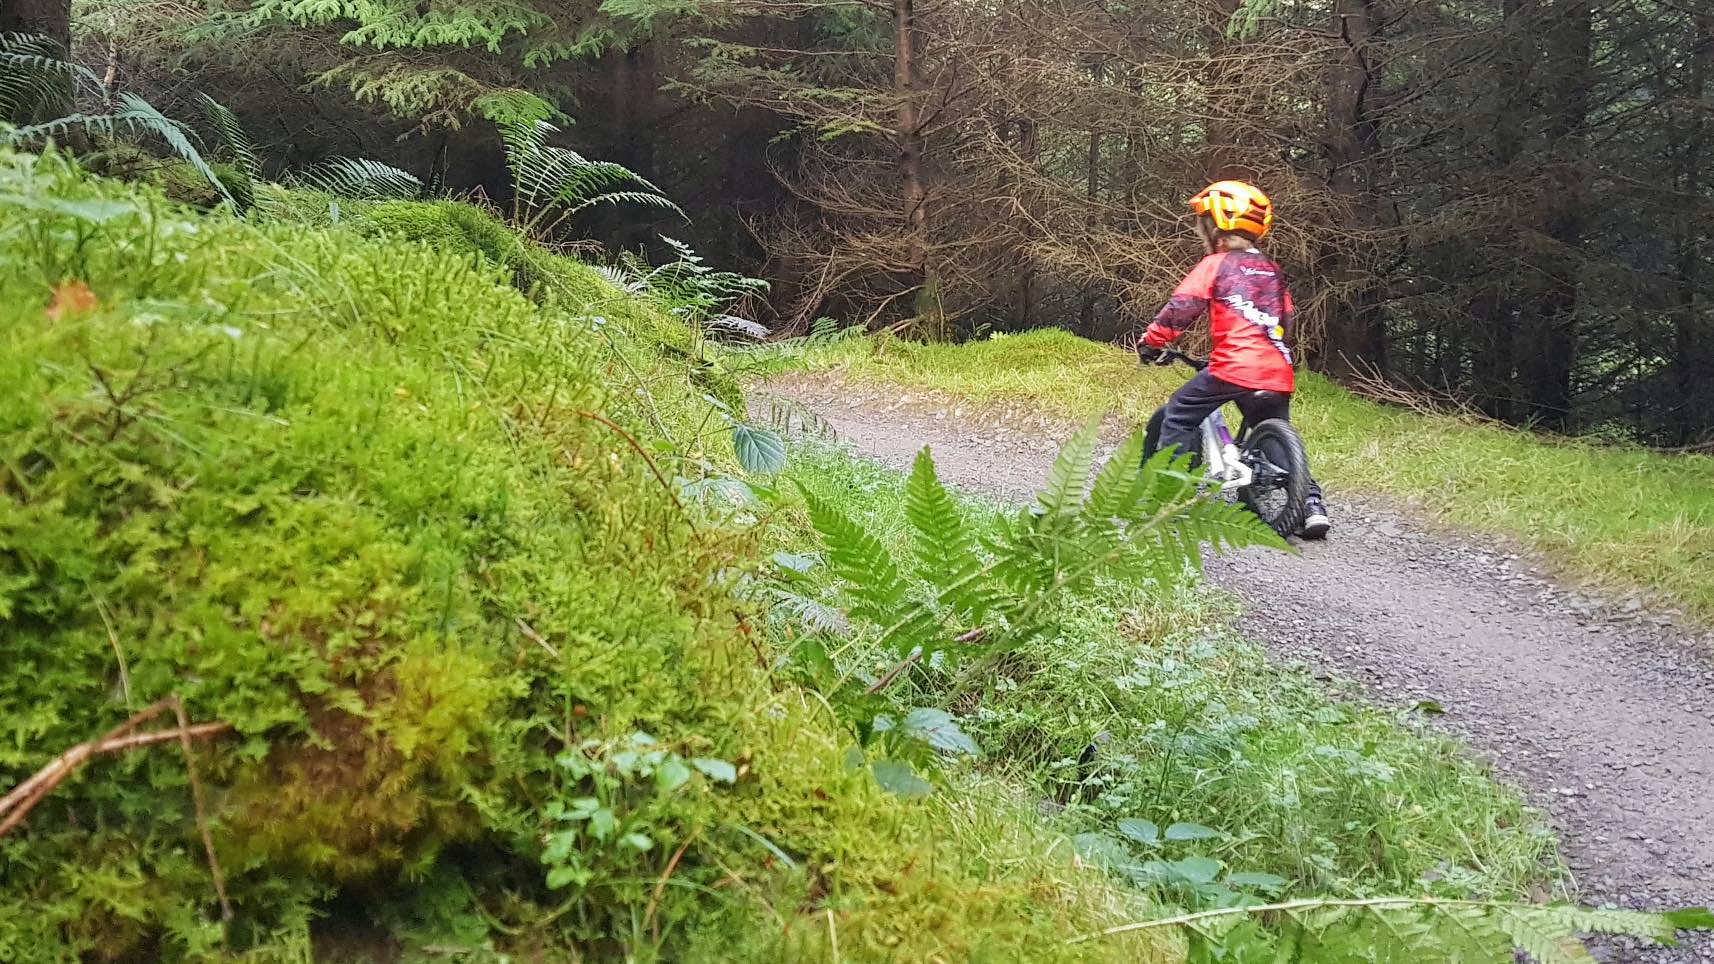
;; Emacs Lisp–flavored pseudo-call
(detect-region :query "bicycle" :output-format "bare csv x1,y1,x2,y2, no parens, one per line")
1146,349,1311,538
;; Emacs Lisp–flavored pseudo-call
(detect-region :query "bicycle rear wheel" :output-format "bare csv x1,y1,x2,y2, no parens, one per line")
1238,419,1310,538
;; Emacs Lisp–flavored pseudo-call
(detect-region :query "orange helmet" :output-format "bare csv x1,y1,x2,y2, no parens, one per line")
1189,180,1273,240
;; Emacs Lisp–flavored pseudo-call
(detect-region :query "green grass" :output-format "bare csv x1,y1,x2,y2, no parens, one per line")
776,329,1714,620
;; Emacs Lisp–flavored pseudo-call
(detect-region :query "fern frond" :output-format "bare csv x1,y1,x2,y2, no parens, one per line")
705,314,770,339
1036,415,1102,516
294,157,425,200
0,33,96,118
768,589,851,636
564,190,684,217
1134,447,1202,516
799,486,911,625
1080,897,1710,961
199,95,261,182
905,449,996,623
114,93,233,207
500,118,684,222
1086,429,1148,520
199,95,261,209
5,90,234,207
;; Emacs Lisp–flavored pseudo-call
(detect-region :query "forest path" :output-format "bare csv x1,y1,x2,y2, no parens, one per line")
756,372,1714,963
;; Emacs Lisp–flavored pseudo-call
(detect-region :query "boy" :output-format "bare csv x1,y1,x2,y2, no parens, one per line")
1135,180,1331,538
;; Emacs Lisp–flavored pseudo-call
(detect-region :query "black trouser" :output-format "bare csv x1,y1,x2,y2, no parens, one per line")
1143,369,1324,503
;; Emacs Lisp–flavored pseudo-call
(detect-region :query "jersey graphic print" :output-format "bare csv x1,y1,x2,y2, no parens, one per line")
1221,293,1292,364
1142,249,1297,393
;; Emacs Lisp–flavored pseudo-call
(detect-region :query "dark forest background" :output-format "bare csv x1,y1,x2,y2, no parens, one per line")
5,0,1712,444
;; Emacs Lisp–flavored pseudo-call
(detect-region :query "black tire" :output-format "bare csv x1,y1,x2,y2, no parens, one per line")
1238,419,1310,538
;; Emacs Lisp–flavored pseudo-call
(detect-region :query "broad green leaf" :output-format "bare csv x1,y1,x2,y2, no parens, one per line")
0,192,136,223
1166,822,1224,841
1173,856,1223,885
656,757,692,792
871,759,932,798
540,832,576,865
620,832,654,852
901,707,980,755
732,423,787,473
1117,818,1160,845
1072,832,1131,869
546,865,581,889
692,757,737,783
587,808,617,841
1225,872,1289,891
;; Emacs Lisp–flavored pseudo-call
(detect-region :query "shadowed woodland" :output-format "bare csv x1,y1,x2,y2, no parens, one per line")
7,0,1710,443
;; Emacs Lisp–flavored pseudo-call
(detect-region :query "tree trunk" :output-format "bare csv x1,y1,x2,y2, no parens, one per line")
1079,59,1104,332
1317,0,1388,378
608,42,659,250
0,0,70,51
894,0,940,337
1014,113,1039,328
1202,0,1247,177
1469,0,1530,421
1670,10,1713,444
1524,0,1591,431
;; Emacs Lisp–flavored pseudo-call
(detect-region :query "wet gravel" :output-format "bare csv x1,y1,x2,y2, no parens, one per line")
758,374,1714,962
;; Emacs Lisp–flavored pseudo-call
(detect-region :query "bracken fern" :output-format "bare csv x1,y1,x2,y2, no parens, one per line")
800,419,1285,683
1081,896,1714,963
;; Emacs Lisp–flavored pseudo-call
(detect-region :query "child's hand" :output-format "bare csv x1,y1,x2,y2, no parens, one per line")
1136,343,1165,365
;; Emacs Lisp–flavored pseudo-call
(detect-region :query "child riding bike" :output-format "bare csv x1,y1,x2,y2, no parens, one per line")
1135,180,1331,539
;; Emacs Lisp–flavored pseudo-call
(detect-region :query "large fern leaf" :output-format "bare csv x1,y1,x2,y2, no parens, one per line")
904,449,997,622
199,95,261,209
114,93,233,206
1086,429,1148,520
294,157,426,200
1133,897,1710,963
501,118,684,221
1035,415,1102,516
799,486,911,625
1,33,96,119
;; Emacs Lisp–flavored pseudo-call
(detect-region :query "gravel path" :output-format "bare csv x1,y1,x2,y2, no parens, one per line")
757,373,1714,962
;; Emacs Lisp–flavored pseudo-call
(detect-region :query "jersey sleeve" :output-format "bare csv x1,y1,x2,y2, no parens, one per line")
1143,254,1223,348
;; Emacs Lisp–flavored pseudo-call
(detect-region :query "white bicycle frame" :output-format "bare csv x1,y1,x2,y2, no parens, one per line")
1199,409,1254,492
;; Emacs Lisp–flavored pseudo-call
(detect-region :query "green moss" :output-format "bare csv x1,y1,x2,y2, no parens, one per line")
0,154,1167,962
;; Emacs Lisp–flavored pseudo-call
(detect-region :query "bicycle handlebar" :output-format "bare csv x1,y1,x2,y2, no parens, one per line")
1153,348,1208,371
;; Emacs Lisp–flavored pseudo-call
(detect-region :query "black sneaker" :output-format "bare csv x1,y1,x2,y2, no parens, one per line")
1299,495,1331,540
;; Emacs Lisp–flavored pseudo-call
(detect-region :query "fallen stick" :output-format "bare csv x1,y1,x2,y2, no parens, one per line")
0,700,232,839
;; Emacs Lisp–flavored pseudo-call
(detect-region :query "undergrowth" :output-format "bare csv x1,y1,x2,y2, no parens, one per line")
775,446,1559,900
766,329,1714,621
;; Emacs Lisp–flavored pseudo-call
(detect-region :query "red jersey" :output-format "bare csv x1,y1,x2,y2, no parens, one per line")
1142,249,1296,392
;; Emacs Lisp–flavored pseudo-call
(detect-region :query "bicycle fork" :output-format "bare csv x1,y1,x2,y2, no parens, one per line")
1200,412,1253,492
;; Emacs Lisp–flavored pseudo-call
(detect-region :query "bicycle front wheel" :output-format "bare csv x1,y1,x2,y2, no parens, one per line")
1238,419,1310,538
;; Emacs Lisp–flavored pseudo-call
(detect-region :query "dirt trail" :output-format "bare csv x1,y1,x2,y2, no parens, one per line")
758,373,1714,963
